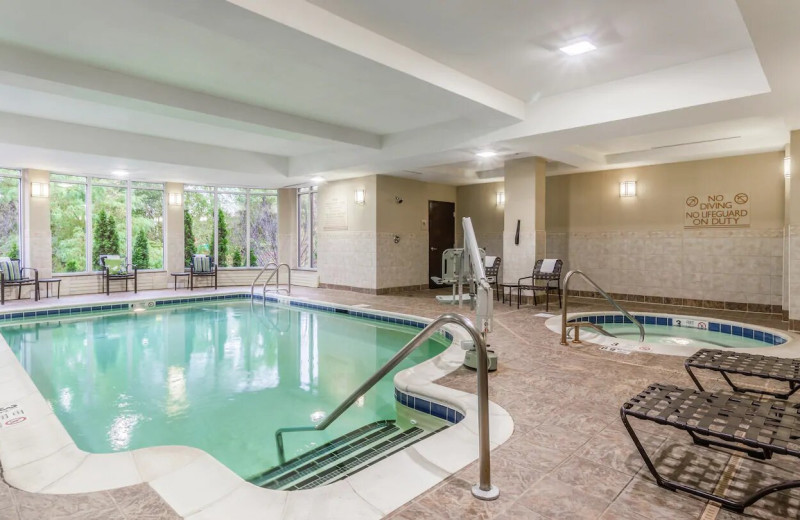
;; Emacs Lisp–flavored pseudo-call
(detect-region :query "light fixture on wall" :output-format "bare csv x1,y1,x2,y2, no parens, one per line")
785,156,792,178
31,182,49,198
354,188,366,205
619,181,637,197
496,192,505,206
168,192,182,206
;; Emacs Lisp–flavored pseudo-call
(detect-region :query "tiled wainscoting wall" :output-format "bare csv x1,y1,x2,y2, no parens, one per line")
545,228,783,311
376,232,428,291
317,230,377,290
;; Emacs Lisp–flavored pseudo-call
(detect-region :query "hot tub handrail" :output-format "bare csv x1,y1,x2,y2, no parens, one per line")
274,312,499,501
262,263,291,297
561,269,645,345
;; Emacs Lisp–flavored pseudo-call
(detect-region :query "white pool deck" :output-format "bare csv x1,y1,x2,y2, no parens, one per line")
0,287,513,519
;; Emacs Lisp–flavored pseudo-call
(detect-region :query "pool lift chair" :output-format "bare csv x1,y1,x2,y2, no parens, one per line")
430,247,486,305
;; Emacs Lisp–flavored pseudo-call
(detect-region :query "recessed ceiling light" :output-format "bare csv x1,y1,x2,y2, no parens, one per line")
310,176,325,184
559,40,597,56
476,150,498,158
112,170,129,176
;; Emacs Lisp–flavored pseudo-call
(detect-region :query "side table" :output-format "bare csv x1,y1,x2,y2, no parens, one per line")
37,278,62,299
171,272,190,290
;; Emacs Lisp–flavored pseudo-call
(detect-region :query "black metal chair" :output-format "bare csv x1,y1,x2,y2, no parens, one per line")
517,258,563,310
99,255,138,295
190,254,218,290
0,258,38,304
485,256,501,300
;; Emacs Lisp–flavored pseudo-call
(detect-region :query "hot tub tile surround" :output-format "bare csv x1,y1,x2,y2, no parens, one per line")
0,291,511,520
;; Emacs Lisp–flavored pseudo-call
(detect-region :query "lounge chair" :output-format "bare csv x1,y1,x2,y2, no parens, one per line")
517,258,563,310
685,348,800,399
190,254,218,290
0,257,38,304
99,255,138,295
622,382,800,513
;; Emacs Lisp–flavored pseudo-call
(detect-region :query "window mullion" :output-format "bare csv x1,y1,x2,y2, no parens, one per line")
86,178,92,272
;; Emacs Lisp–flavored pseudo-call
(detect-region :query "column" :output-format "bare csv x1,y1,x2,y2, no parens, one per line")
788,132,800,330
277,188,296,267
502,157,547,283
23,169,52,278
165,182,185,277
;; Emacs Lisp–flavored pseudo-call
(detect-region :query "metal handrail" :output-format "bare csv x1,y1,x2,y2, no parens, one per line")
561,270,645,345
567,321,616,339
262,263,291,296
251,262,279,297
274,312,499,500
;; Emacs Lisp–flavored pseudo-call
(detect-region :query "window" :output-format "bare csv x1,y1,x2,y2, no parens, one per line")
50,174,165,273
298,186,317,269
0,169,21,259
184,186,279,268
50,174,87,273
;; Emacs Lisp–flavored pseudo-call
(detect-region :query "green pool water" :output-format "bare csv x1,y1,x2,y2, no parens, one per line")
0,301,449,479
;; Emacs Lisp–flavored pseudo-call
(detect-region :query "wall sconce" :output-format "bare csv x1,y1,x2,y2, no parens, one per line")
354,188,366,205
31,182,49,198
168,192,182,206
785,157,792,178
496,192,505,206
619,181,637,197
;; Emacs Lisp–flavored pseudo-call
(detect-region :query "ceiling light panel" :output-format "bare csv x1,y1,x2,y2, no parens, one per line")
559,40,597,56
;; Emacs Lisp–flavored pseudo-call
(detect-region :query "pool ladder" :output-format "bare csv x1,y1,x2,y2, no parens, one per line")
560,269,645,345
273,312,499,501
250,262,291,298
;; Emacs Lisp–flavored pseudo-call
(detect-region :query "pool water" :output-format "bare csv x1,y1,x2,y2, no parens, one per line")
601,323,771,348
0,301,449,479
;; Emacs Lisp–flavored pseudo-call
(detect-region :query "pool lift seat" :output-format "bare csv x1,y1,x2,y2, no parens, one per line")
430,247,486,304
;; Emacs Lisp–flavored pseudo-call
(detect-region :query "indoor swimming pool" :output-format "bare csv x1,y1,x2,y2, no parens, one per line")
0,300,450,481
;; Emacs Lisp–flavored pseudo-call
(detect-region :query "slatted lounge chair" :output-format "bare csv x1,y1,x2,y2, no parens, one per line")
517,258,563,310
99,255,138,295
685,349,800,399
484,256,501,300
0,257,39,304
190,254,218,290
622,383,800,513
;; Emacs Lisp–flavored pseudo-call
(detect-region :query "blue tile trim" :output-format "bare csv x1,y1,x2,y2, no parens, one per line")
577,313,789,347
394,387,463,425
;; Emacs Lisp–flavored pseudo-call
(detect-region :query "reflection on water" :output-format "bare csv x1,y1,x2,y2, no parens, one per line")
0,302,447,478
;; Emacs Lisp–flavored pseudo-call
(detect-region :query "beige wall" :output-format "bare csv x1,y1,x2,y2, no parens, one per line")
375,176,456,290
23,170,52,280
455,181,504,259
547,152,785,308
165,182,184,274
316,176,377,289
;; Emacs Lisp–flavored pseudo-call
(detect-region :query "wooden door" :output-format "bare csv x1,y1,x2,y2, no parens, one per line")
428,200,455,289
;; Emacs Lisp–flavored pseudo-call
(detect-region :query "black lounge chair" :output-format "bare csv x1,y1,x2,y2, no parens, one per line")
99,255,138,295
485,256,501,300
0,257,38,304
685,348,800,399
622,382,800,513
190,254,218,290
517,258,563,310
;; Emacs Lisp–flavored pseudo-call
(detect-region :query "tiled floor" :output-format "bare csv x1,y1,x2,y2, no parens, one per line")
0,286,798,519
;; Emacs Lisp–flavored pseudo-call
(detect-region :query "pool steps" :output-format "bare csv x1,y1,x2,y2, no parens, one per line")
250,420,443,490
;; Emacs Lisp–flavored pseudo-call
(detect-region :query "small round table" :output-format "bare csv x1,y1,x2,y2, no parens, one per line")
170,272,190,290
37,278,62,299
497,283,519,307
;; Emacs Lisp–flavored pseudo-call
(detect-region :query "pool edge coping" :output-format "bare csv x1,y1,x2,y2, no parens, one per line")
0,291,513,519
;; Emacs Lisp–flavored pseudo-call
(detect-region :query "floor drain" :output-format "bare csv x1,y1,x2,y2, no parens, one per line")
699,455,742,520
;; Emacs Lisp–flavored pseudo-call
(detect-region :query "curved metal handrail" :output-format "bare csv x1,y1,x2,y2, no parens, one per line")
561,269,645,345
251,262,279,297
262,262,291,297
274,312,498,500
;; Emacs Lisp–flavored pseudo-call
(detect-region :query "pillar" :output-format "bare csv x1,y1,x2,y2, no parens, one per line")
277,188,296,268
788,132,800,329
502,157,547,283
23,169,52,278
165,182,184,276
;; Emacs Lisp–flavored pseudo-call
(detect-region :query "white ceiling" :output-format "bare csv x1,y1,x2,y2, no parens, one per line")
0,0,793,186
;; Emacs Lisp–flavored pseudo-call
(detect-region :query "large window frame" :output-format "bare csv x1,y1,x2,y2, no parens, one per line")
50,174,166,274
297,186,318,270
184,185,279,269
0,168,21,260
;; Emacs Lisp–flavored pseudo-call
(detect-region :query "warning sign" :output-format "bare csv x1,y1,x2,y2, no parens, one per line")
684,193,750,229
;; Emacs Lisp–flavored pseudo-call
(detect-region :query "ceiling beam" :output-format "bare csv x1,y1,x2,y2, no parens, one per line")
0,43,382,149
227,0,527,121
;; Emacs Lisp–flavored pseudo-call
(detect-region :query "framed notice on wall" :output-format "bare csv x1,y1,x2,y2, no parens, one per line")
322,196,348,231
684,192,750,229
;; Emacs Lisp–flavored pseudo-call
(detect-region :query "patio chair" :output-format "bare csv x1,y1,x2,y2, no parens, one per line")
99,255,138,295
190,254,218,290
0,257,39,304
517,258,563,310
484,256,501,300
